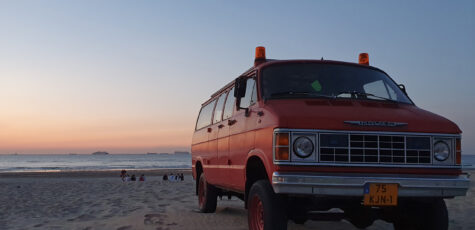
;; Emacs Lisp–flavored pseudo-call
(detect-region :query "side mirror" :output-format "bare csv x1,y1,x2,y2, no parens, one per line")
398,84,408,96
234,77,247,110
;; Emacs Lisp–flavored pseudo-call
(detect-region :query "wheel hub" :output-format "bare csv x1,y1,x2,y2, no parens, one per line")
250,195,264,230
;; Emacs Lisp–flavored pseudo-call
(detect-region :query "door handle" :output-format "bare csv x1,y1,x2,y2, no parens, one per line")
228,119,236,126
218,124,224,129
207,127,212,133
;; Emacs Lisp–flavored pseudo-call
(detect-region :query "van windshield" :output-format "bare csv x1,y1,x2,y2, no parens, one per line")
261,63,412,104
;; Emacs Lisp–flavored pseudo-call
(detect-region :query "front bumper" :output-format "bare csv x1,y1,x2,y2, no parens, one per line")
272,172,470,197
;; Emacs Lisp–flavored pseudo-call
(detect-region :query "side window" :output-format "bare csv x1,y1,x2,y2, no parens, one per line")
196,100,216,130
240,78,256,108
223,87,235,120
213,93,227,124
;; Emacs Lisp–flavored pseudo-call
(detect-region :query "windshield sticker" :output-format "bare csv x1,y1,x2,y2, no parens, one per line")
311,80,322,92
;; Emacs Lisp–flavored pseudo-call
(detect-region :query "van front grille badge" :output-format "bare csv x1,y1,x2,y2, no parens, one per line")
344,121,408,127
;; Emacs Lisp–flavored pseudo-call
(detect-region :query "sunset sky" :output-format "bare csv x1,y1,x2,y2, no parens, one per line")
1,1,474,154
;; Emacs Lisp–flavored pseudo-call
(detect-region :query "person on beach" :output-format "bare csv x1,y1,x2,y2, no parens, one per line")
162,174,168,181
131,174,136,181
120,169,127,181
125,174,130,181
139,174,145,181
180,173,184,181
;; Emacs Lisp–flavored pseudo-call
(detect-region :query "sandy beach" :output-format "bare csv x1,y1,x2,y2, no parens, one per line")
0,170,473,230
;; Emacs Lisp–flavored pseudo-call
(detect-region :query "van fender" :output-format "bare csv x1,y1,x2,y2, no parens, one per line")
245,148,272,182
193,156,205,195
193,156,205,179
244,148,274,207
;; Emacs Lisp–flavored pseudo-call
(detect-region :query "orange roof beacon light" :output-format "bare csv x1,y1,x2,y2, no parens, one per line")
254,46,266,66
359,53,369,65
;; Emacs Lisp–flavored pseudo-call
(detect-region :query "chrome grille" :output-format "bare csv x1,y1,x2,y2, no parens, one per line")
319,133,431,164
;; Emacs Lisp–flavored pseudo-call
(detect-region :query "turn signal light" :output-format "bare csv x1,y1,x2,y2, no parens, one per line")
275,147,289,161
275,132,290,161
359,53,369,65
456,138,461,165
275,133,289,146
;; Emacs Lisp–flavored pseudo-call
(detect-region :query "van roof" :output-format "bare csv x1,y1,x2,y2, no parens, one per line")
256,59,387,73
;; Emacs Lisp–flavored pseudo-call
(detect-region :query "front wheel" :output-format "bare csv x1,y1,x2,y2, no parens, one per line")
393,198,448,230
198,173,217,213
248,180,287,230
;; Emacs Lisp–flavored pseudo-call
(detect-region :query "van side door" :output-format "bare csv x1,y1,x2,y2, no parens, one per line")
229,77,258,191
209,93,227,186
217,87,235,187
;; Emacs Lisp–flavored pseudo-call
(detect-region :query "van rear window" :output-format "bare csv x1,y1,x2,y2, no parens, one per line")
196,100,216,130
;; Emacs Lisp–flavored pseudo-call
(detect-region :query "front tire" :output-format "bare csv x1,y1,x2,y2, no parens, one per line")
247,180,287,230
198,173,217,213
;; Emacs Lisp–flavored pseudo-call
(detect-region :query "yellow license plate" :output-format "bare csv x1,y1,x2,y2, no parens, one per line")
363,183,398,206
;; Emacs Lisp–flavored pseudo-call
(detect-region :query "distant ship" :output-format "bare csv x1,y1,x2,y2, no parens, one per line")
146,152,158,155
92,151,109,155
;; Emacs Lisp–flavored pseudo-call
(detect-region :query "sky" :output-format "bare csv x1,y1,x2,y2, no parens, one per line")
0,1,474,154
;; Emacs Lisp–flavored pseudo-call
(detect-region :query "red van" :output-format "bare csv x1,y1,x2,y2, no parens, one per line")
191,47,469,230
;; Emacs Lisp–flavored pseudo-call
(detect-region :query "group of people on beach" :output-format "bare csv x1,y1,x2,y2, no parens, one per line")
120,170,184,182
162,173,184,182
120,169,145,182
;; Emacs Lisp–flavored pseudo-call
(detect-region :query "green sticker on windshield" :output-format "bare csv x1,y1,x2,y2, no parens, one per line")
311,80,322,92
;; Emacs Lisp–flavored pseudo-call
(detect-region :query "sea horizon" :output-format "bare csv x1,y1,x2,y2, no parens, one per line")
0,153,192,173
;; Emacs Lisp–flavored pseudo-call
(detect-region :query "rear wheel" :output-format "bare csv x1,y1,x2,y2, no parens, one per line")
198,173,217,213
248,180,287,230
393,199,448,230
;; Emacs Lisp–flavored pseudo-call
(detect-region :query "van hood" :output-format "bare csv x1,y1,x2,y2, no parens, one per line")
264,99,461,134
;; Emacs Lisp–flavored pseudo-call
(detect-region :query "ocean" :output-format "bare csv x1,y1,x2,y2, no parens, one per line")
0,154,191,173
0,154,473,173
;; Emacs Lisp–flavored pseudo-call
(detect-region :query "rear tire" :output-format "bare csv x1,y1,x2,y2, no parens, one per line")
198,173,217,213
247,180,287,230
393,199,448,230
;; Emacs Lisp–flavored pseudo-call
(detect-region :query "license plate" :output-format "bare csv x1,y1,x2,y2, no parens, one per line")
363,183,398,206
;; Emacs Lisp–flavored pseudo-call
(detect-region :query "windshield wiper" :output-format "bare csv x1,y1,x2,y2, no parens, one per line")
271,91,334,99
336,91,398,103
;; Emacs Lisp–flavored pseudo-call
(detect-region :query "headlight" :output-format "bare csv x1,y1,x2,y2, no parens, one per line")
434,141,450,161
293,136,314,158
